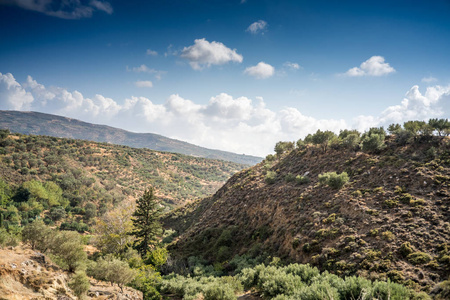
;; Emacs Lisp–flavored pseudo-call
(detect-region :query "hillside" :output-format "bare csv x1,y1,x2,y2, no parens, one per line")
164,135,450,293
0,245,142,299
0,110,262,165
0,130,245,233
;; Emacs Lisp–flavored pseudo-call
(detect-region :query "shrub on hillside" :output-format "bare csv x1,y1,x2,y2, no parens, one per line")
69,270,90,299
318,172,349,189
265,171,277,184
361,134,385,152
295,175,310,185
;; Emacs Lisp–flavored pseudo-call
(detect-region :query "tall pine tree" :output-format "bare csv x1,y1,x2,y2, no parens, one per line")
131,187,163,257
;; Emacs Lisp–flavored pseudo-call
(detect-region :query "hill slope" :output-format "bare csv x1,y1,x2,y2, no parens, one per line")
165,136,450,292
0,110,262,165
0,245,142,299
0,131,245,211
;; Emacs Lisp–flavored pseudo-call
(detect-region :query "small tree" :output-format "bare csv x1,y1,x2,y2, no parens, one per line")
131,188,163,257
428,118,449,136
311,130,336,152
387,123,402,135
22,219,55,252
274,141,295,157
69,270,90,299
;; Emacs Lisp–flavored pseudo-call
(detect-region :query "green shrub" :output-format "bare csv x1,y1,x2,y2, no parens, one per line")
265,171,277,184
69,270,90,299
295,175,310,185
285,173,296,183
204,282,236,300
370,280,415,300
283,264,319,285
407,251,432,265
295,281,339,300
361,132,385,152
318,172,349,189
337,276,372,300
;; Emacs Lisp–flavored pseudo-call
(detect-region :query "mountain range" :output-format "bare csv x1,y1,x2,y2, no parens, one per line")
0,110,262,165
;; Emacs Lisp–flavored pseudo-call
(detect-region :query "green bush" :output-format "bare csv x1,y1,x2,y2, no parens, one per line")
69,270,90,299
361,133,385,152
318,172,349,189
204,282,236,300
285,173,296,183
407,251,432,265
265,171,277,184
295,175,310,185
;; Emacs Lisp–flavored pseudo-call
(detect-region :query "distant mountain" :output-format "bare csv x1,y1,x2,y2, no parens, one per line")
0,111,262,165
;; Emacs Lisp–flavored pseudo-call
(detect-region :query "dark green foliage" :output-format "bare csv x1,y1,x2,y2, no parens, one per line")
22,219,55,251
84,202,97,221
310,130,336,152
265,171,277,184
274,141,295,157
295,175,310,185
431,280,450,299
131,188,163,257
60,221,89,233
407,251,432,265
388,123,402,135
428,118,450,136
69,270,90,299
361,128,386,152
318,172,349,189
399,242,414,257
88,256,136,292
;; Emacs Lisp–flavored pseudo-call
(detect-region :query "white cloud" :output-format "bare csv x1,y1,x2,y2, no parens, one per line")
135,81,153,88
353,85,450,131
244,62,275,79
246,20,267,34
2,72,449,157
283,62,301,70
344,56,395,77
422,76,437,83
146,49,158,56
0,72,34,110
2,0,113,19
180,38,243,70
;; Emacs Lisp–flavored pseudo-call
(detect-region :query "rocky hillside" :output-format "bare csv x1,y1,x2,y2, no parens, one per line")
0,245,142,299
0,110,262,165
165,136,450,292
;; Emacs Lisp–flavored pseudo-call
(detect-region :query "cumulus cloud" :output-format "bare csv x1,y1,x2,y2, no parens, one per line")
1,0,113,19
2,72,449,157
0,73,34,110
353,85,450,131
344,56,395,77
135,81,153,88
244,62,275,79
180,38,243,70
246,20,267,34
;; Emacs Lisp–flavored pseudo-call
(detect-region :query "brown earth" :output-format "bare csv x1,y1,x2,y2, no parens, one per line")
0,245,142,300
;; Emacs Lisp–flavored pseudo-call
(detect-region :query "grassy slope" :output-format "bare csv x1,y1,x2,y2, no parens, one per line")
164,136,450,292
0,110,262,165
0,132,246,208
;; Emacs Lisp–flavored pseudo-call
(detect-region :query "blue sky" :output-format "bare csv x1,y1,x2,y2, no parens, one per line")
1,0,449,156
